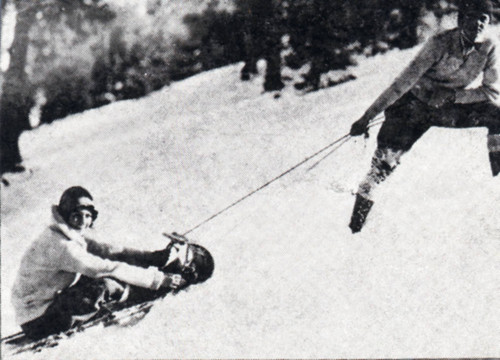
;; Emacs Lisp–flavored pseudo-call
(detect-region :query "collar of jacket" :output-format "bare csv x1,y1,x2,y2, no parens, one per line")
459,30,482,56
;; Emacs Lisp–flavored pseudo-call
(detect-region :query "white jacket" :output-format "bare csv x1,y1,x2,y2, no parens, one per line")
11,214,166,325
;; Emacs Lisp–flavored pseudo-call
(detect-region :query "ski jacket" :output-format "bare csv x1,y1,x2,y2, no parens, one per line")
11,212,167,326
364,28,499,120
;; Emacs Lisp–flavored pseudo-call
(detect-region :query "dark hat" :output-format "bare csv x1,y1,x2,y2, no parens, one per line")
57,186,98,223
458,0,493,16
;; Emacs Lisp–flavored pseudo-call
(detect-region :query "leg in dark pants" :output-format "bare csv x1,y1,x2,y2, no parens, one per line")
20,276,127,340
350,96,500,233
435,101,500,176
350,93,432,233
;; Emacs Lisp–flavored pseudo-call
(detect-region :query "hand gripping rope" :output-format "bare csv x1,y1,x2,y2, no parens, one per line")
181,114,385,236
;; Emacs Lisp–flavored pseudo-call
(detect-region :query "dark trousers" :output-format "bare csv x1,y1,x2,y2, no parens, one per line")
378,92,500,152
357,93,500,200
20,276,161,340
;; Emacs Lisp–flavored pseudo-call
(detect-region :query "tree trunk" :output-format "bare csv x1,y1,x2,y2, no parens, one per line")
240,30,258,81
1,1,36,174
239,7,261,81
262,3,284,92
263,41,284,92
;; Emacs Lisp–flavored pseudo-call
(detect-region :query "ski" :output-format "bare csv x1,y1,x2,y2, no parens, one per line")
2,295,163,355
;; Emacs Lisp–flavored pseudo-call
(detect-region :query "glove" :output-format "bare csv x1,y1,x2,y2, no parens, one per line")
350,114,371,136
428,88,456,108
160,273,187,290
102,278,129,303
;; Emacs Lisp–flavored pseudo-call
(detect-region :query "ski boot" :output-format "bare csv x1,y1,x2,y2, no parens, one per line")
489,152,500,176
488,135,500,176
348,194,374,234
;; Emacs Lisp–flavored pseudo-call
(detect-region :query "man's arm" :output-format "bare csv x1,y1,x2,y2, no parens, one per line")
456,44,499,103
365,36,442,119
351,36,442,135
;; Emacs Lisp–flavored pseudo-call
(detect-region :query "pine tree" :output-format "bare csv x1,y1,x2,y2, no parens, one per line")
1,0,37,173
0,0,114,174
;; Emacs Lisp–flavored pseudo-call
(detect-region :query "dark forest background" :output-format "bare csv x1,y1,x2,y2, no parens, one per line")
1,0,499,174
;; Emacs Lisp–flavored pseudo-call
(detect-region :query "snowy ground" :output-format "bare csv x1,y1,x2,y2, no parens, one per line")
1,44,499,359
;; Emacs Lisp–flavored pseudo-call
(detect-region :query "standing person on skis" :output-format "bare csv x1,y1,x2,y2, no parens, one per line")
11,186,214,340
348,0,500,233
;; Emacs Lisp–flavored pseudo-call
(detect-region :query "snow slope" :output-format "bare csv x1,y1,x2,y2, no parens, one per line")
1,45,499,359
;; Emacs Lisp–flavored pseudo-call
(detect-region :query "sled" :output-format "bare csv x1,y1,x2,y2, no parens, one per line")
2,289,167,356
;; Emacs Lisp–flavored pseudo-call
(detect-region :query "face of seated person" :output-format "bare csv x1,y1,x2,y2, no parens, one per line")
66,197,95,233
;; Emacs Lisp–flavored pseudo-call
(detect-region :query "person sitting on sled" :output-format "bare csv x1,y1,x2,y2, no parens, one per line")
11,186,214,340
348,0,500,233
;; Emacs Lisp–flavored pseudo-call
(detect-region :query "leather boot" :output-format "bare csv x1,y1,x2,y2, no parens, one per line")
489,152,500,176
349,194,374,234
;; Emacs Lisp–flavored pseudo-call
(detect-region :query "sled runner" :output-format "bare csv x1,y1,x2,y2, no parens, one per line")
2,290,166,355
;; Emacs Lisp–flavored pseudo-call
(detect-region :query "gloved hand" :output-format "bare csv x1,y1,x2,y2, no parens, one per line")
102,278,129,303
350,114,371,136
161,273,187,290
428,88,456,108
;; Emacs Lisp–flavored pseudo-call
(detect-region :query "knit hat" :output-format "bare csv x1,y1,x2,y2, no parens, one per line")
458,0,493,16
57,186,98,224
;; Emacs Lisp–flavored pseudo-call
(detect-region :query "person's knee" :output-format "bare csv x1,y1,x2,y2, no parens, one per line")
52,277,126,316
474,102,500,131
358,147,403,199
373,148,403,170
101,278,129,302
85,277,128,304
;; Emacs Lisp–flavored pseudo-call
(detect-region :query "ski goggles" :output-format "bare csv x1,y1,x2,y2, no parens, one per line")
73,205,99,221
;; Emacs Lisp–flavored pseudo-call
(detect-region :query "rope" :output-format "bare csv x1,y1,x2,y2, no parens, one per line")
182,114,386,236
367,115,386,129
183,133,351,236
306,114,385,171
306,135,352,171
